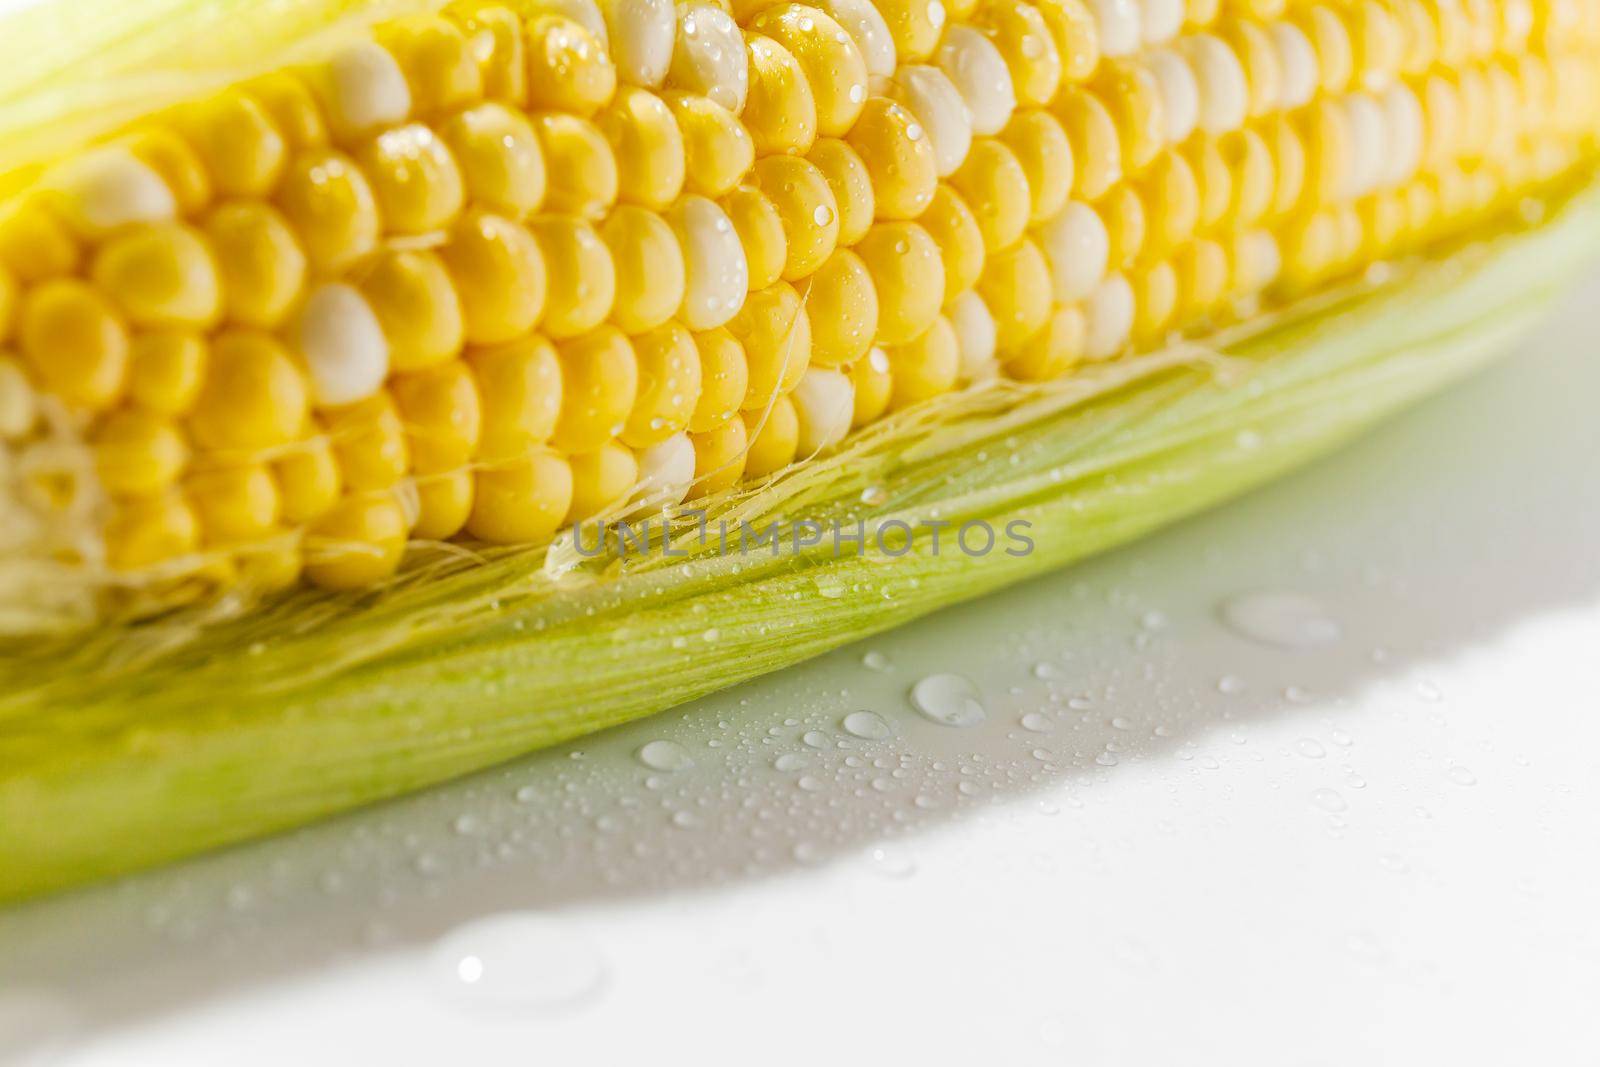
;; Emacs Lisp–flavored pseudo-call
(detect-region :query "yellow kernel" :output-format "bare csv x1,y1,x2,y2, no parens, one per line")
203,202,306,329
188,460,280,544
849,347,893,426
274,435,342,525
90,223,221,330
391,360,483,473
1100,182,1146,269
468,448,574,542
1277,209,1340,293
948,138,1032,253
1035,0,1100,83
688,417,748,497
525,14,617,115
1297,4,1355,95
413,469,476,539
721,184,788,291
357,123,466,234
977,237,1052,352
189,330,306,451
804,248,879,367
124,127,212,215
529,216,615,338
304,491,409,588
1136,152,1200,261
739,392,799,476
567,439,638,519
1218,128,1273,228
380,14,484,114
1005,303,1085,381
742,33,818,157
20,280,129,411
1263,116,1306,220
454,5,529,105
918,185,985,304
0,267,13,345
174,91,288,196
730,281,812,409
1187,0,1220,26
533,112,619,219
275,150,381,273
248,73,329,151
1175,237,1229,320
1185,137,1231,233
551,325,638,452
875,0,948,63
807,138,874,245
854,221,943,345
93,408,188,497
1296,96,1352,208
998,109,1074,224
1130,257,1178,345
467,335,563,459
748,4,869,137
1220,20,1281,118
127,331,206,415
323,392,410,491
439,211,547,345
1345,0,1403,86
105,490,199,570
359,249,465,372
623,321,703,446
689,327,749,431
665,91,756,198
594,86,686,211
437,102,547,219
846,96,939,220
1393,0,1438,75
973,0,1063,107
1052,88,1122,200
0,200,78,283
750,154,840,280
885,315,958,408
1358,191,1408,260
600,204,686,334
1093,60,1166,174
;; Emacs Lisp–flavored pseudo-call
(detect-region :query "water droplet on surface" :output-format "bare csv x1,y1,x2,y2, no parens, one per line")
636,739,694,772
802,729,829,748
1310,787,1347,812
434,915,606,1015
1296,737,1327,759
909,673,987,727
1020,711,1053,733
842,710,893,739
863,844,916,878
1219,591,1342,648
1446,764,1477,786
774,752,808,771
1217,674,1245,694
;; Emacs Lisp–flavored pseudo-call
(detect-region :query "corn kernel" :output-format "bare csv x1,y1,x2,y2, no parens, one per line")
1175,237,1230,320
125,331,205,416
381,15,484,114
885,65,972,179
0,200,78,283
1142,0,1184,43
1296,4,1355,94
526,14,617,115
749,4,869,137
805,248,879,366
917,184,985,304
90,223,221,330
0,355,36,439
972,0,1064,107
949,138,1032,253
534,112,620,219
551,325,638,452
849,346,893,424
689,327,749,431
530,215,616,338
886,314,958,408
190,330,306,450
313,41,412,140
412,469,475,539
453,5,528,105
668,3,750,111
1297,96,1352,208
189,460,280,543
1277,209,1340,292
634,431,696,509
854,220,943,345
594,86,686,210
597,204,685,335
437,102,547,218
740,392,799,475
666,195,749,330
201,202,307,330
730,281,812,409
359,249,465,373
790,366,856,454
597,0,676,87
1137,152,1201,261
750,154,840,279
275,435,342,524
468,335,563,459
356,123,464,235
42,147,176,239
468,448,573,542
666,91,756,198
439,211,547,345
743,33,818,156
1086,0,1140,57
1130,257,1177,344
567,439,639,518
1053,88,1122,199
1263,115,1306,220
0,267,13,345
124,126,212,215
1145,48,1199,144
819,0,898,78
93,409,188,497
1005,303,1086,380
275,150,381,273
688,418,748,496
1036,0,1100,83
1039,200,1109,302
1229,228,1281,294
20,280,129,411
1100,181,1146,268
845,96,938,220
947,289,997,380
999,109,1073,224
173,91,288,197
391,360,483,473
293,282,389,408
807,138,875,244
623,321,703,446
1083,271,1134,359
248,73,329,151
304,491,409,588
936,26,1016,136
978,237,1052,351
105,491,199,569
718,185,785,293
1094,59,1166,173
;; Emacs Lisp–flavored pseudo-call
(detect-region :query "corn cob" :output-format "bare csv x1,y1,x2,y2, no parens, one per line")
2,0,1600,899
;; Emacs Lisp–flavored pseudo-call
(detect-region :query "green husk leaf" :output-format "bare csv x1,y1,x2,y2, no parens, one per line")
3,182,1596,903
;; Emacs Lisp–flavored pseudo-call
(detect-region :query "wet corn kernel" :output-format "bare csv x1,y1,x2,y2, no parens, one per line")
1185,137,1231,232
743,33,819,156
411,469,475,539
595,204,684,334
468,448,574,542
595,87,687,210
1218,127,1272,227
1052,88,1123,199
90,223,221,330
564,438,636,519
739,391,799,475
805,248,880,366
854,220,944,344
248,73,330,151
667,195,749,330
1083,271,1134,359
358,250,465,372
877,0,949,62
550,325,638,452
668,3,750,111
977,237,1052,351
730,280,812,408
203,202,307,329
533,113,619,219
1100,181,1146,267
276,151,380,280
304,491,409,588
949,138,1032,252
819,0,897,79
917,184,986,303
999,109,1073,223
189,330,306,450
848,346,893,425
947,287,997,382
391,359,483,472
666,92,757,197
356,123,466,233
721,185,789,290
791,366,855,453
846,96,939,219
1005,302,1086,379
41,147,175,239
323,392,410,490
381,15,484,114
467,334,563,459
689,327,749,431
599,0,677,88
807,137,875,244
972,0,1064,107
526,14,618,115
127,330,207,415
438,102,548,219
452,5,528,106
438,211,548,345
750,154,840,278
1137,151,1201,261
1093,59,1166,173
688,417,748,496
311,41,412,141
1130,256,1178,343
1182,33,1249,134
1039,199,1109,301
530,215,616,338
104,491,199,569
886,314,959,408
274,435,342,525
749,4,869,137
188,460,280,544
174,91,288,197
623,321,703,445
1035,0,1101,83
93,409,188,497
19,280,129,411
1086,0,1140,57
885,63,972,178
0,200,79,283
124,127,212,215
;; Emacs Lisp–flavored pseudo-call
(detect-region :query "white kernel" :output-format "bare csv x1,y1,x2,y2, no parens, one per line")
1083,273,1134,361
1270,22,1318,110
1146,49,1198,144
791,367,855,454
1182,34,1249,135
531,0,609,45
935,26,1016,137
295,283,390,407
1379,82,1424,188
1342,92,1386,198
946,290,998,382
667,3,747,111
322,41,411,136
889,64,973,176
633,431,696,510
44,147,176,237
1141,0,1184,45
667,195,749,331
599,0,675,87
1038,201,1110,303
1087,0,1141,58
819,0,898,78
0,358,37,440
